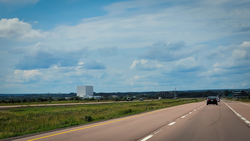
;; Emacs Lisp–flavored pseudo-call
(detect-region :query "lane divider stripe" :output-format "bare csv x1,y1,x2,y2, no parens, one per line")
168,122,176,125
141,135,153,141
139,104,205,141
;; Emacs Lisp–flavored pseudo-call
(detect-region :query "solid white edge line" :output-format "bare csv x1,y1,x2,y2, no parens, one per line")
224,101,250,126
141,135,153,141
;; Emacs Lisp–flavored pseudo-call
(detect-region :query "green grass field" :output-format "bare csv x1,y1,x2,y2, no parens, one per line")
0,99,204,139
0,100,90,106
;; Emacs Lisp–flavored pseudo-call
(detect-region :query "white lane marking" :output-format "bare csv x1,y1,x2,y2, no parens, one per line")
141,103,205,141
168,122,176,125
241,117,247,121
154,129,162,134
141,135,153,141
224,102,250,126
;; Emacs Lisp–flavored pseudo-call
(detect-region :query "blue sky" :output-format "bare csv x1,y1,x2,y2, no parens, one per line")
0,0,250,93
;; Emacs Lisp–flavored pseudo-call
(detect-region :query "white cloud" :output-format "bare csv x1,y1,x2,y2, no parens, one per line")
212,41,250,69
78,62,84,65
200,68,225,77
201,41,250,78
103,0,167,14
1,0,250,92
242,82,248,86
45,0,250,49
130,59,162,70
232,41,250,60
0,18,46,40
13,69,42,83
174,57,200,72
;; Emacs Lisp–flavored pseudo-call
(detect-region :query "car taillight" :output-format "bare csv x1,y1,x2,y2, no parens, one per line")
215,99,217,101
207,99,210,101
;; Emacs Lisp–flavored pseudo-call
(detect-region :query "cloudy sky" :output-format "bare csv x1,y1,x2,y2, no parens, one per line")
0,0,250,93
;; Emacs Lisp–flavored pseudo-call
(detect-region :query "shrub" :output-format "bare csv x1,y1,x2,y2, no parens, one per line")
85,115,93,122
58,98,66,101
123,109,132,114
22,99,27,103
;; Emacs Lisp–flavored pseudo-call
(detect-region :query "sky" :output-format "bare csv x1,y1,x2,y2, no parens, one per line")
0,0,250,93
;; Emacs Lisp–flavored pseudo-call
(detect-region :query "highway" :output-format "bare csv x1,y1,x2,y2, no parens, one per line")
9,100,250,141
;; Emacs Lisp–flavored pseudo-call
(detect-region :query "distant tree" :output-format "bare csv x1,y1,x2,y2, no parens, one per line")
241,90,247,96
30,98,36,102
74,96,81,100
58,97,66,101
224,90,230,96
38,96,42,102
22,99,27,103
49,97,53,102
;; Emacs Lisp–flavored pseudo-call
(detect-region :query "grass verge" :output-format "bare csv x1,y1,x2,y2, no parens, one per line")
0,100,96,106
0,99,203,139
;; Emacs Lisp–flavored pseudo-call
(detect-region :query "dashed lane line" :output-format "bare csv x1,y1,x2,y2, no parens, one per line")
141,135,153,141
168,122,176,126
154,129,162,134
139,104,205,141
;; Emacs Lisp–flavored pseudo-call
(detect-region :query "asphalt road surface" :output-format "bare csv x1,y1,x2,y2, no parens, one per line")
9,100,250,141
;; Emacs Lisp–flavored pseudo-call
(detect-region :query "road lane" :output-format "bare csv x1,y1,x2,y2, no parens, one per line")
13,102,204,141
143,101,250,141
224,100,250,125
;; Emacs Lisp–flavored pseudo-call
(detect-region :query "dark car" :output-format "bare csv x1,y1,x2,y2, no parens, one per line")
207,96,218,105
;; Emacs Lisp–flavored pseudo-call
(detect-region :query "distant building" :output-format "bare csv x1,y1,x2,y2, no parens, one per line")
77,86,93,97
232,91,242,99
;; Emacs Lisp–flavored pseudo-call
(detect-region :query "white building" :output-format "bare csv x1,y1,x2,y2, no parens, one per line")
77,86,93,97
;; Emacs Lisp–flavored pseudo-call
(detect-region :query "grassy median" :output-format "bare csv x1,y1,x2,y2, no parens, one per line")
0,99,203,139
